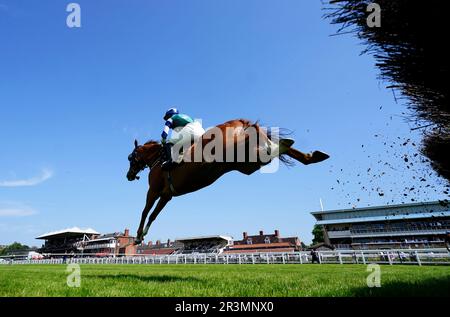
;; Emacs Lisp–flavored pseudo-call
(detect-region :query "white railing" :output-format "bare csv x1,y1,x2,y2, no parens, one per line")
351,229,449,238
83,243,116,250
328,228,449,238
328,230,352,238
1,248,449,266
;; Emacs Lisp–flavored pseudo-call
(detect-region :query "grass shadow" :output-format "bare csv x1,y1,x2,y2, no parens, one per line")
350,276,450,297
91,274,202,284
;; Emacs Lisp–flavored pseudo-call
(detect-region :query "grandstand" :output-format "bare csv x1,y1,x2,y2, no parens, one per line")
136,236,231,255
36,227,99,254
175,235,232,254
311,201,450,249
36,227,136,256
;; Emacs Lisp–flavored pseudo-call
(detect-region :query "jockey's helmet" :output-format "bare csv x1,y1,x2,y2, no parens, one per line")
164,107,179,120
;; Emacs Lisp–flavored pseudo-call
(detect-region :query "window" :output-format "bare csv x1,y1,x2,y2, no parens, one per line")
247,238,252,245
264,237,270,244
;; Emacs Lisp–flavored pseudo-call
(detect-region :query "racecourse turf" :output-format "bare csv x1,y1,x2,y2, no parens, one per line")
0,264,449,297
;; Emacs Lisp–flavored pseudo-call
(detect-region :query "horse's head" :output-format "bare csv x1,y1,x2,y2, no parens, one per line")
126,139,162,181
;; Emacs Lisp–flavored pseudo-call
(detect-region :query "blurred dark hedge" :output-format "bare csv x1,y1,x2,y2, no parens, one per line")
325,0,449,183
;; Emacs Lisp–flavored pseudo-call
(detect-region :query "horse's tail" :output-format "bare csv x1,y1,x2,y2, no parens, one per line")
279,153,295,166
267,127,295,166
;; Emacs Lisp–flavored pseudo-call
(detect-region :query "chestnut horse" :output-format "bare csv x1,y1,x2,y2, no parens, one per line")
126,119,329,244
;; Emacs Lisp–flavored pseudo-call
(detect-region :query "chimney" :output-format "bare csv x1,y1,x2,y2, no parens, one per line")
156,240,160,246
243,232,248,240
124,228,129,237
167,239,171,246
147,241,153,247
275,229,280,237
259,230,264,236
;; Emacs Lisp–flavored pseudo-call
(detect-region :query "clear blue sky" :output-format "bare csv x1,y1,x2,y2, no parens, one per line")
0,0,447,246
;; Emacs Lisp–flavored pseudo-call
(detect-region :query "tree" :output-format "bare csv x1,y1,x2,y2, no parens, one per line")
0,242,30,256
312,225,324,245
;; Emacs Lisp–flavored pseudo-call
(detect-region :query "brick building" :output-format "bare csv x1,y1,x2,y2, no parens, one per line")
82,228,136,256
224,230,302,253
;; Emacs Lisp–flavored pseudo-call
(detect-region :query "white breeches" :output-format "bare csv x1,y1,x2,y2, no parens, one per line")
169,121,205,161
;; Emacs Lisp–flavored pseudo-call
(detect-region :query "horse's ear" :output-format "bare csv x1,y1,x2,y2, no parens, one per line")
134,139,138,148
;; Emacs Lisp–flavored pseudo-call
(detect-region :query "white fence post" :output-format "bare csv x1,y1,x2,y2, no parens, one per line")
415,251,422,266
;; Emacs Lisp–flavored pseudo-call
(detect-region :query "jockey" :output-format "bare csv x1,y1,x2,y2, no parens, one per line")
161,107,205,170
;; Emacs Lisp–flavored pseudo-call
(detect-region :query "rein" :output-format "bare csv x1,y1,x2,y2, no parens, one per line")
144,147,164,170
149,158,161,169
140,152,178,195
167,170,178,195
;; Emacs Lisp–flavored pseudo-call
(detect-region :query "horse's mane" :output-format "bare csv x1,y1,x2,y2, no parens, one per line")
223,118,256,129
144,139,160,146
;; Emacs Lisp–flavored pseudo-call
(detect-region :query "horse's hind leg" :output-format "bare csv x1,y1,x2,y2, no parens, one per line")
135,190,159,245
286,147,330,165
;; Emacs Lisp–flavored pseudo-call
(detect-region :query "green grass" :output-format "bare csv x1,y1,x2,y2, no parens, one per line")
0,264,449,297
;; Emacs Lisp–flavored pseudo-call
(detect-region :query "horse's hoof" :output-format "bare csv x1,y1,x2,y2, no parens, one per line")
311,151,330,163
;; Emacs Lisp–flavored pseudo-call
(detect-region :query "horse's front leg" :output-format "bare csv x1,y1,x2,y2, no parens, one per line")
134,189,159,245
141,195,172,239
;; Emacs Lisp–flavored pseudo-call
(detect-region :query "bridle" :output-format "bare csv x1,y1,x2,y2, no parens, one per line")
128,146,163,179
128,145,178,194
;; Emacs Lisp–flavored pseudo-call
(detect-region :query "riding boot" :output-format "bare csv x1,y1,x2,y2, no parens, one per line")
161,143,174,171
